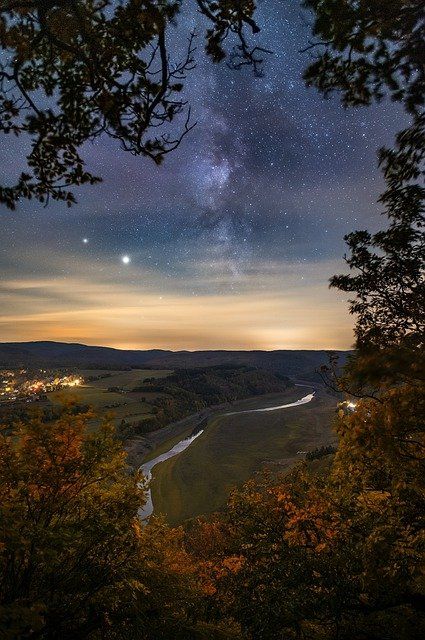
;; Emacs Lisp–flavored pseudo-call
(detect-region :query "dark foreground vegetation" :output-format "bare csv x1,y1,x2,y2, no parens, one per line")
1,0,424,638
1,359,423,639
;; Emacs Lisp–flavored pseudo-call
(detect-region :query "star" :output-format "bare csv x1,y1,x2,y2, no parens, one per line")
1,0,405,352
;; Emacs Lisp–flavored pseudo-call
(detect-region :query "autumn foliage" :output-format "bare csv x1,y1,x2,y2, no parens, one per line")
0,408,201,639
0,1,423,638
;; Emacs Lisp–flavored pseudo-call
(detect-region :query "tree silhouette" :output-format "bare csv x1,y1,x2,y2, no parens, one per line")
0,406,201,639
0,0,266,209
330,115,424,356
303,0,424,115
302,0,424,390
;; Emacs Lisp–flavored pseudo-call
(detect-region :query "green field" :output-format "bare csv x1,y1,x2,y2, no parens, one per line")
48,369,172,425
150,387,337,524
78,369,171,389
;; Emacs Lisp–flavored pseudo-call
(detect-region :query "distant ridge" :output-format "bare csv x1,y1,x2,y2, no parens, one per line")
0,341,166,368
0,341,350,379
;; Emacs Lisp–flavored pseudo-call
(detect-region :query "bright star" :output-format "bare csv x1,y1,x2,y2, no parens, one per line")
82,238,88,244
121,255,130,264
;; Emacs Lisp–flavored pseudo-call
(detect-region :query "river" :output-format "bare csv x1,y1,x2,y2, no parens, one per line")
139,391,315,521
224,392,315,415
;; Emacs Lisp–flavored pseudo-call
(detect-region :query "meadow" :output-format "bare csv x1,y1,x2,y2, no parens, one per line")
150,387,337,524
48,369,172,426
50,372,337,525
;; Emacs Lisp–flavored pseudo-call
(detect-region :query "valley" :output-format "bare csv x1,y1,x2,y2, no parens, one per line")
143,385,337,524
1,355,338,527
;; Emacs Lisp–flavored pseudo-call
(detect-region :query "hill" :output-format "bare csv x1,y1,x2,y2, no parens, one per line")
0,341,350,379
151,386,336,524
0,341,164,368
118,365,293,441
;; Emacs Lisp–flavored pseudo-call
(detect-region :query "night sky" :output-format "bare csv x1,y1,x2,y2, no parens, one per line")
0,1,408,351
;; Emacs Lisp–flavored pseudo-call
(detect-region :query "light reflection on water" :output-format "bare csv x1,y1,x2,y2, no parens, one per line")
138,391,315,521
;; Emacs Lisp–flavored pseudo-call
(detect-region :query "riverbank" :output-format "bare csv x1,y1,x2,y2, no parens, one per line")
145,386,337,524
125,400,232,470
126,386,309,469
139,390,319,521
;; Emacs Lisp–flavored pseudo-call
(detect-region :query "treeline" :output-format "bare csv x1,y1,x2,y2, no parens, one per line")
118,366,292,440
0,402,90,432
137,365,292,402
305,444,337,461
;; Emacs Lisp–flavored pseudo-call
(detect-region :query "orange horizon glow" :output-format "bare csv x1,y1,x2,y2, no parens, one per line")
0,254,354,351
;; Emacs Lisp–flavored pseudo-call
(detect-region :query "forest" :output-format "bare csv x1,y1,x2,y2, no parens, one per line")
117,365,292,439
0,1,424,639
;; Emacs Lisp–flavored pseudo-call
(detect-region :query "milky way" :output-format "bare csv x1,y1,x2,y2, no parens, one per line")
0,1,408,350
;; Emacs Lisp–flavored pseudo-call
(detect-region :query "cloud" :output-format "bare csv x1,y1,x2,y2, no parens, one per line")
0,251,352,350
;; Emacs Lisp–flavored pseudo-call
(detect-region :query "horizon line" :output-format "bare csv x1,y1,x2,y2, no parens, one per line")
0,339,353,353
